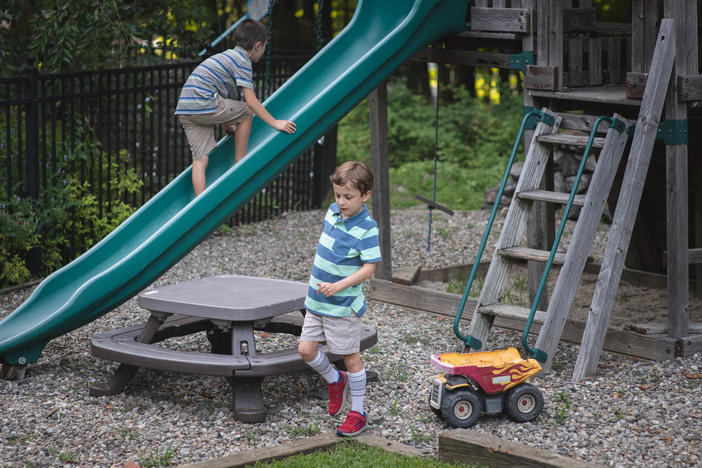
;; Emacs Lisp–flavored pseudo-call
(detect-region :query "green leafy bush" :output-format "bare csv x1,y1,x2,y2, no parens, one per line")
0,127,141,288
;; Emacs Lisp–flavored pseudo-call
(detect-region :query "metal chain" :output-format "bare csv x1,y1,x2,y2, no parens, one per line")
426,76,440,254
316,0,325,51
264,0,275,98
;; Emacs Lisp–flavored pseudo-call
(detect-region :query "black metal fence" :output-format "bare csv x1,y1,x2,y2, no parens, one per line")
1,52,336,275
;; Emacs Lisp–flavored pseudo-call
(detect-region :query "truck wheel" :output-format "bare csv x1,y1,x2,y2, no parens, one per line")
505,383,544,423
440,389,482,428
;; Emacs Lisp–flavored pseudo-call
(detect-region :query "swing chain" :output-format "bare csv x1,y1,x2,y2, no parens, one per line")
316,0,325,51
425,70,440,254
263,0,275,98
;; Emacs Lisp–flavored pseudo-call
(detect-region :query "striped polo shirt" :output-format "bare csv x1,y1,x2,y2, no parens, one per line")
304,203,382,317
174,46,254,114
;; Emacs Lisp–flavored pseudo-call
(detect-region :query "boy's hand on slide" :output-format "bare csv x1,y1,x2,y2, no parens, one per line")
274,120,296,134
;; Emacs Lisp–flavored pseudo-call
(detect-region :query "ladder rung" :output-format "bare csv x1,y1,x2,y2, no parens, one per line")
499,247,566,265
536,134,605,148
478,304,546,324
517,189,586,206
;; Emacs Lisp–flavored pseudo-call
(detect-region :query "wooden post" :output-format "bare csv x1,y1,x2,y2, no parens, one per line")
369,82,392,280
548,0,564,90
663,0,697,340
527,0,554,310
572,19,675,382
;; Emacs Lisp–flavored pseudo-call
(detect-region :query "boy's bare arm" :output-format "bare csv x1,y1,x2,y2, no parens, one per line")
242,88,296,134
316,262,376,297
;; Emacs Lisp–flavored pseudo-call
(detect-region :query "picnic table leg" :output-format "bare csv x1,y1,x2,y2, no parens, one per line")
230,376,266,423
228,322,266,421
90,313,166,397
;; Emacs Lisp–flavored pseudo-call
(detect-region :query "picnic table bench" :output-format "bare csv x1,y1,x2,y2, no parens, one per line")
89,275,378,422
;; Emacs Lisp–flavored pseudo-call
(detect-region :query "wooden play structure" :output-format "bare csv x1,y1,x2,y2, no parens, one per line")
368,0,702,381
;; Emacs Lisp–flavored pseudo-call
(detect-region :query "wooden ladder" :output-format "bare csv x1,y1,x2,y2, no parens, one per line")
464,109,631,368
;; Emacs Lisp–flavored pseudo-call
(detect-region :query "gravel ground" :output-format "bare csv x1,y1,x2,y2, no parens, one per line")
1,208,701,467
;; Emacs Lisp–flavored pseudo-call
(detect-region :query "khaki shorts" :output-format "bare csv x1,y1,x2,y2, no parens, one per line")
178,95,252,160
299,311,362,355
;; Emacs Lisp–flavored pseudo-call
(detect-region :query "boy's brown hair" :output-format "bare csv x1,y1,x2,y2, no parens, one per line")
235,19,270,50
330,161,374,195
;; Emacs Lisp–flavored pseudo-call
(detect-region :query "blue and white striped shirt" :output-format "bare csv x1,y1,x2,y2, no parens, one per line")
304,203,382,318
174,46,253,114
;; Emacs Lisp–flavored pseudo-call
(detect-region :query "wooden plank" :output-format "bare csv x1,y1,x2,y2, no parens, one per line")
415,262,492,283
535,0,550,67
178,432,341,468
566,37,586,87
368,278,678,361
683,334,702,357
554,112,618,133
439,430,603,468
517,189,586,206
369,82,392,281
369,278,478,318
563,8,596,32
588,37,603,86
535,113,631,371
536,134,605,148
528,86,642,106
644,0,659,71
629,322,702,335
467,111,560,349
548,1,564,89
471,7,531,33
414,194,455,216
391,266,421,286
525,65,558,90
499,246,567,265
626,72,648,99
572,19,676,383
594,22,631,36
354,434,424,457
664,0,694,340
414,48,512,68
457,30,520,41
606,36,624,84
631,0,645,73
678,75,702,101
521,0,536,52
480,303,547,323
178,432,423,468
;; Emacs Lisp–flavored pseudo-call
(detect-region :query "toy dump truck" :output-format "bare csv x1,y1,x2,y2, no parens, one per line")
429,347,544,427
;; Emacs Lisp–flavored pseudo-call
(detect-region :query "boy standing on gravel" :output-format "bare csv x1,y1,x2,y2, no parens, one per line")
175,18,296,195
298,161,382,437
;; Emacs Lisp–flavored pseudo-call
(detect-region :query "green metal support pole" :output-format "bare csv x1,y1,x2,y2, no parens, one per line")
454,110,553,349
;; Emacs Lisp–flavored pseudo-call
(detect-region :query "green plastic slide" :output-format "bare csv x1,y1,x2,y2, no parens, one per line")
0,0,466,367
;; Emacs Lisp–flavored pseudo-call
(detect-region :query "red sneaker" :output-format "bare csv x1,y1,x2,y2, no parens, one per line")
327,371,348,416
336,411,368,437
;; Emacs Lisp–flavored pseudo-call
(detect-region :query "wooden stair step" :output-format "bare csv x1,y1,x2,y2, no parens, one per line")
478,304,546,324
517,189,586,206
536,133,605,148
498,246,566,265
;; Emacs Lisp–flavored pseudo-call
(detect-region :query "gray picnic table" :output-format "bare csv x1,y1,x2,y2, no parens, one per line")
89,274,377,422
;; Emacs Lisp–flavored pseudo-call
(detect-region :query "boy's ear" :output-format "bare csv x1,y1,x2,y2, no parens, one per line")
361,190,372,202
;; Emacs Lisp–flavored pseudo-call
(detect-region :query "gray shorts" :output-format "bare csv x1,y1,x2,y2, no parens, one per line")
178,95,251,160
299,311,362,355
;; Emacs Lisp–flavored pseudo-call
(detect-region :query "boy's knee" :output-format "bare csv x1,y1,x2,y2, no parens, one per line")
298,341,316,361
192,155,208,169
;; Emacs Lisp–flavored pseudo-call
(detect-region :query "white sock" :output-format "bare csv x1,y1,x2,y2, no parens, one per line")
306,350,339,384
348,369,366,414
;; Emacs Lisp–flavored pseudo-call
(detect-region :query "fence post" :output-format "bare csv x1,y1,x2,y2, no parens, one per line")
25,56,42,275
